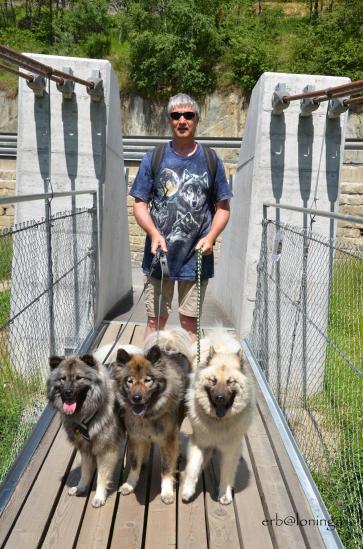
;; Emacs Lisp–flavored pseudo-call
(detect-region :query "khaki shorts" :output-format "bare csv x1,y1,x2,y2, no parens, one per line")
144,277,208,318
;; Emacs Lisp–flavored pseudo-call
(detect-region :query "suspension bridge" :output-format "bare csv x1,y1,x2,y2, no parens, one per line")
0,46,362,549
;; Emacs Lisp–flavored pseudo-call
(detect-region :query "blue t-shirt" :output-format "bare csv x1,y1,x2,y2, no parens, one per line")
130,142,233,280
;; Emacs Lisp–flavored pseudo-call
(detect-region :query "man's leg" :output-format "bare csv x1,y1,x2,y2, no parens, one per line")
144,277,174,338
145,315,168,339
178,280,208,341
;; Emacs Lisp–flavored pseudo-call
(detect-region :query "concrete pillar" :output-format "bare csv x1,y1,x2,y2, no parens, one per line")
213,72,349,397
11,54,131,369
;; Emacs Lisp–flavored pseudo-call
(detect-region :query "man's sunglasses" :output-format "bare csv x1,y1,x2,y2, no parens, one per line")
169,111,196,120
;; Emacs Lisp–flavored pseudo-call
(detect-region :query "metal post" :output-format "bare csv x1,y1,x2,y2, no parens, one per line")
302,218,308,408
45,197,55,355
262,205,269,381
276,209,282,404
91,192,100,326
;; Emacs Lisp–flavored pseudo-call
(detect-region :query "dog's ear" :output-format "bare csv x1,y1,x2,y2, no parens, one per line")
49,356,64,370
146,345,162,364
206,346,215,364
116,348,131,365
80,354,98,368
237,348,247,372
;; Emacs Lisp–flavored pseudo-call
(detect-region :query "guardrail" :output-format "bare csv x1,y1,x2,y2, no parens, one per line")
1,133,362,160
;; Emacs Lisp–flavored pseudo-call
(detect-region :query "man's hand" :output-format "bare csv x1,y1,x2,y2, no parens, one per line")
151,232,167,255
195,236,214,255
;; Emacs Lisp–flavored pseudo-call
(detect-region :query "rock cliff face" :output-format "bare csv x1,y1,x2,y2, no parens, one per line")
120,89,248,137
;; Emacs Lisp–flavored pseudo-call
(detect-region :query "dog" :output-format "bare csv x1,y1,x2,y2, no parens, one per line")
46,354,124,508
93,342,143,364
182,329,255,505
111,328,192,504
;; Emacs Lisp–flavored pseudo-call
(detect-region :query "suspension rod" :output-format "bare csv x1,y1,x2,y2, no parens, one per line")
0,45,95,88
344,95,363,107
0,62,34,81
0,49,64,85
282,79,363,103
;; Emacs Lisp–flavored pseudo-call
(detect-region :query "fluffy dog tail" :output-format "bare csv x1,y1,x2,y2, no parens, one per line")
144,328,193,363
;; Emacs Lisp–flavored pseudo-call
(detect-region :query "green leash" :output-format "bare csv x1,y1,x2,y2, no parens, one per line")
196,249,203,366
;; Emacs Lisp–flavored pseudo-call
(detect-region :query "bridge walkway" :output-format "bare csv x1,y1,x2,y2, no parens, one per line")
0,274,326,549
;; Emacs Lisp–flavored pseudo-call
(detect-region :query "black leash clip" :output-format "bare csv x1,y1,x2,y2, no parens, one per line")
157,249,170,278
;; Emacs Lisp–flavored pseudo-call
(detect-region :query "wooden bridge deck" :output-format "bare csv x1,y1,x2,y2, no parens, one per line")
0,321,326,549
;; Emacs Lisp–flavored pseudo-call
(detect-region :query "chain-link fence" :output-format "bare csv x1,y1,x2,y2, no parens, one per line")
0,202,97,482
248,214,362,548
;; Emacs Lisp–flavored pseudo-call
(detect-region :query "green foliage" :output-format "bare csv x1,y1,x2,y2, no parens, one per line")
126,0,221,98
0,1,362,100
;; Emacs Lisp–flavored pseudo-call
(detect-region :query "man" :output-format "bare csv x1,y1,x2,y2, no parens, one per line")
130,93,232,340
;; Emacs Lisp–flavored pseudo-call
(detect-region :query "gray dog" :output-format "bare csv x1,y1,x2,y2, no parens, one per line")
47,354,124,507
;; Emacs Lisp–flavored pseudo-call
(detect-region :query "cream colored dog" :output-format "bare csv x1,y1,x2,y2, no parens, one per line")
182,329,255,505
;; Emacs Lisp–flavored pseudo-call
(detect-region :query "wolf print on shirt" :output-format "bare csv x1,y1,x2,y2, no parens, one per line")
178,170,209,213
150,167,210,273
169,211,199,243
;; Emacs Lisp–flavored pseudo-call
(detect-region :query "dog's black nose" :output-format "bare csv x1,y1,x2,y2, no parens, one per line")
132,394,142,403
216,394,225,403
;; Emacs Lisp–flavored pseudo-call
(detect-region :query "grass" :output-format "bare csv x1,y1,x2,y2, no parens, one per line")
309,257,363,548
0,235,13,283
0,360,45,483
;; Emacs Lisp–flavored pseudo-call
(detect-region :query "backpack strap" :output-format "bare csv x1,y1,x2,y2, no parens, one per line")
151,143,167,179
151,142,217,184
201,144,217,185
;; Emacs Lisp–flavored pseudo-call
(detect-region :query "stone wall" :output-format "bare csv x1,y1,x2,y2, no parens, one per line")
0,159,16,229
337,164,363,248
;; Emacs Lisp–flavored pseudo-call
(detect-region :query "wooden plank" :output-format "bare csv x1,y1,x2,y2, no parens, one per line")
109,447,151,549
41,453,92,549
143,446,177,548
5,428,75,549
254,384,325,548
95,322,126,349
246,408,307,548
203,453,241,549
178,418,208,549
130,323,145,347
75,441,127,549
178,476,207,549
0,415,61,547
233,439,273,549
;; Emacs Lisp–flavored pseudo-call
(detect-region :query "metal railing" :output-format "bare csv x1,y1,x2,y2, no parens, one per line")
1,133,362,160
0,190,98,483
248,204,363,549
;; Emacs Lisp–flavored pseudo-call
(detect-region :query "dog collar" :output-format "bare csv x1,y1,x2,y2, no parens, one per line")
73,410,97,442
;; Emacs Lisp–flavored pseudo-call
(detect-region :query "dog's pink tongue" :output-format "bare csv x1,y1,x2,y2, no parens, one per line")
63,401,77,415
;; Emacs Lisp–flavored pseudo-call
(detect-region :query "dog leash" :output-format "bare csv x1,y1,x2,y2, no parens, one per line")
101,249,169,364
196,249,203,366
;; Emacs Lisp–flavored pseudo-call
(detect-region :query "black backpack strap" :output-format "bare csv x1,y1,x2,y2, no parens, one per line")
201,144,217,185
151,143,167,179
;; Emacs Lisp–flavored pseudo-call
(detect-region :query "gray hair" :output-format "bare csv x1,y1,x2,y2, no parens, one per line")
167,93,200,116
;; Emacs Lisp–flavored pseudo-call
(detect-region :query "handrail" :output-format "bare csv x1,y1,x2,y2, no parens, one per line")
1,134,363,159
0,189,96,205
263,201,363,225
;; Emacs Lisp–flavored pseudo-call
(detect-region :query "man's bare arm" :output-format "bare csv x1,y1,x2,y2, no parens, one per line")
133,198,167,254
195,199,230,255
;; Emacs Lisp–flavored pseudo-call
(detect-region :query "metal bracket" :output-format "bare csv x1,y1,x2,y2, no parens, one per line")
56,66,75,99
300,85,320,117
272,83,289,115
328,97,348,119
26,74,46,97
87,70,104,102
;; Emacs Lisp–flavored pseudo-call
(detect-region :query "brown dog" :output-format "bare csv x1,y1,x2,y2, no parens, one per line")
111,328,192,504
